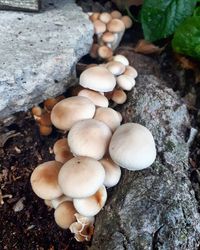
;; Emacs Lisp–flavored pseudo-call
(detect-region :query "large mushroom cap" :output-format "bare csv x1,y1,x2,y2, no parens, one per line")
50,96,95,131
30,161,63,200
58,156,105,198
68,119,112,160
79,66,116,92
109,123,156,170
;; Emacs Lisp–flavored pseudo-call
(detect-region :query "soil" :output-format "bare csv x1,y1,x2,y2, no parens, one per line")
1,1,200,250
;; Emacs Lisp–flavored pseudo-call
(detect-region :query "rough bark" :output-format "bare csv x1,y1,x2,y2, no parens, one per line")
90,52,200,250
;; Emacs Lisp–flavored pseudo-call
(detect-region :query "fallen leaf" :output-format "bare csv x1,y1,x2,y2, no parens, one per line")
133,39,165,54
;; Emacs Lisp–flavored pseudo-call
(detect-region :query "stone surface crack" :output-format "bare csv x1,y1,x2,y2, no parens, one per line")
152,225,164,250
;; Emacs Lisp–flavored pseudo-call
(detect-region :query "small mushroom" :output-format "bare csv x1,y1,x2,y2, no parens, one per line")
116,75,136,91
100,157,121,188
109,123,157,170
51,195,72,209
58,156,105,198
98,45,113,59
50,96,96,131
93,20,106,38
89,12,100,22
79,66,116,92
30,161,63,200
121,16,133,29
53,138,73,163
78,89,109,107
68,119,112,160
106,61,126,76
111,89,127,104
110,10,122,19
113,54,129,66
94,107,121,132
124,66,138,78
99,12,112,24
39,125,52,136
54,201,76,229
73,185,107,217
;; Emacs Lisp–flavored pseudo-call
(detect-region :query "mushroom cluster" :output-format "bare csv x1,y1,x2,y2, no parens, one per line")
30,54,156,242
89,11,133,59
31,96,64,136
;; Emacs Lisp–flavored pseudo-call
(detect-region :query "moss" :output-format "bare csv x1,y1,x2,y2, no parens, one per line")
165,140,176,152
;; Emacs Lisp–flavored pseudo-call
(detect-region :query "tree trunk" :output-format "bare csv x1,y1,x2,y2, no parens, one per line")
0,0,40,11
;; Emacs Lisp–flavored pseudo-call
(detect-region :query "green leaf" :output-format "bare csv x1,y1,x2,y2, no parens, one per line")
193,6,200,16
141,0,197,42
172,16,200,59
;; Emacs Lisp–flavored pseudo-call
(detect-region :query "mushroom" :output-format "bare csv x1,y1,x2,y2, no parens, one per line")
51,194,72,209
106,61,126,76
39,125,53,136
109,123,157,170
53,138,73,163
30,161,63,200
110,10,122,19
113,54,129,66
124,66,138,78
54,201,76,229
70,213,94,242
93,20,106,39
99,12,112,24
68,119,112,160
50,96,96,131
111,89,127,104
58,156,105,198
73,185,107,217
100,157,121,188
121,16,133,29
106,19,125,50
79,66,116,92
78,89,109,107
98,45,113,60
116,75,136,91
94,107,121,132
89,12,100,22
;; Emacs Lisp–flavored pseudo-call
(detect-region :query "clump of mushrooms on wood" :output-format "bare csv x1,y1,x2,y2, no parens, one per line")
30,53,157,242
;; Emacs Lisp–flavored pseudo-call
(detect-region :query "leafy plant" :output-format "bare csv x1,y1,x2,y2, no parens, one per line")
140,0,197,42
172,16,200,59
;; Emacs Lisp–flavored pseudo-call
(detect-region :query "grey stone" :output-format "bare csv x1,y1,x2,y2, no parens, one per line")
90,52,200,250
0,0,93,120
0,0,40,11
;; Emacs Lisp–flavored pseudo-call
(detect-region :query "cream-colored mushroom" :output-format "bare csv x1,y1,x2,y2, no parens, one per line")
68,119,112,160
113,54,129,66
50,96,96,131
109,123,157,170
116,75,136,91
94,107,121,132
30,161,63,200
54,201,76,229
73,185,107,217
106,61,126,76
78,89,109,107
58,156,105,198
111,89,127,104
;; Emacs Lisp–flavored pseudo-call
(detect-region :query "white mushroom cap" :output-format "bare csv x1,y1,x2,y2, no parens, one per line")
73,185,107,217
30,161,63,200
109,123,157,170
111,89,127,104
50,96,95,131
68,119,112,160
79,65,116,93
106,61,126,76
107,19,125,33
113,55,129,66
100,157,121,188
121,16,133,29
89,12,100,22
58,156,105,198
124,66,138,78
98,46,113,59
94,107,121,132
54,201,76,229
99,12,112,24
93,20,106,35
78,89,109,108
117,75,136,91
110,10,122,19
51,195,73,209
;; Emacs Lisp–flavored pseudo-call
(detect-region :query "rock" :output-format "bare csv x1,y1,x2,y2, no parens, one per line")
90,53,200,249
0,0,93,120
0,0,40,11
